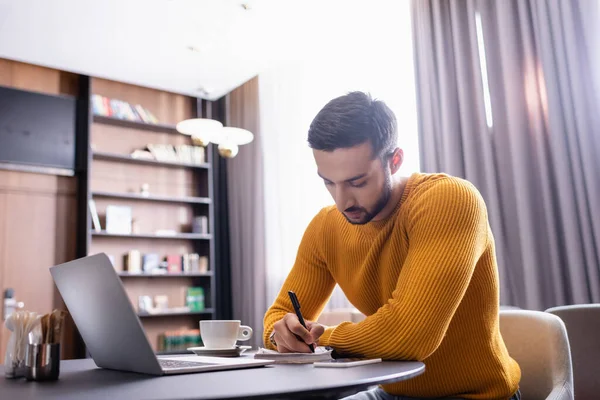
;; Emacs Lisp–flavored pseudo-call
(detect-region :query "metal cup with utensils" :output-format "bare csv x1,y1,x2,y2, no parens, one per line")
25,343,60,381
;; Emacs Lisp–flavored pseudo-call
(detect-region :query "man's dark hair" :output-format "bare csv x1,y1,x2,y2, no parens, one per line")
308,91,398,159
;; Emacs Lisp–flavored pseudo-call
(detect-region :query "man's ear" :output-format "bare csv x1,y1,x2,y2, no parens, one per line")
389,148,404,174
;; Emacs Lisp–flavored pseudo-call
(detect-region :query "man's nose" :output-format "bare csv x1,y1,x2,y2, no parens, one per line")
335,186,354,211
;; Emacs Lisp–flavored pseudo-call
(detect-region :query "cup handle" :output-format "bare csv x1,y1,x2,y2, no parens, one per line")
237,325,253,341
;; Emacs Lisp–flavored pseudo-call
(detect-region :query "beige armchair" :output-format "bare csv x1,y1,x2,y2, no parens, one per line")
317,308,366,326
546,304,600,400
500,309,574,400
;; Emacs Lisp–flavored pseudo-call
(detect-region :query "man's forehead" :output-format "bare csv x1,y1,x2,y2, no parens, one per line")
315,153,379,183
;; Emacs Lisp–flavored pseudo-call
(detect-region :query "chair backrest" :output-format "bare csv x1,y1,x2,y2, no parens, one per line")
499,310,574,400
317,308,366,326
546,304,600,400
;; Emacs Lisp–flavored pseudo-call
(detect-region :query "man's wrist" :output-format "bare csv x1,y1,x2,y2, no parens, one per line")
269,331,277,347
319,325,334,346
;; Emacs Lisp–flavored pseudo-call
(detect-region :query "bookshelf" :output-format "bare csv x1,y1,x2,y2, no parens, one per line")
92,115,179,134
92,191,211,205
77,77,224,355
138,309,215,318
92,151,211,169
119,272,213,278
91,231,213,240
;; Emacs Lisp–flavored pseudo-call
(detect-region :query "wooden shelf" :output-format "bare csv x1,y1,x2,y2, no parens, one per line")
119,272,213,278
92,191,211,205
138,309,214,318
92,151,210,169
93,114,179,134
91,231,212,240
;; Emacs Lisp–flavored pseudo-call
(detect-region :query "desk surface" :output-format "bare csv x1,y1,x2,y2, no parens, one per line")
0,358,424,400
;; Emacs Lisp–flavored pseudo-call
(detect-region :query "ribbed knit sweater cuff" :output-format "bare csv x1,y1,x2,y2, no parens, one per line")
319,326,335,346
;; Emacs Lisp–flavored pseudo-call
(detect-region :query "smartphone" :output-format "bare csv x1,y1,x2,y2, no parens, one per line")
313,358,382,368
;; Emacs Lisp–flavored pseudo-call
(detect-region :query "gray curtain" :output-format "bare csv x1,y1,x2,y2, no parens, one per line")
225,77,267,347
412,0,600,310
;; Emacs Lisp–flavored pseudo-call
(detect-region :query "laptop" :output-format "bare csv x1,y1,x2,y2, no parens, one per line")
50,253,274,375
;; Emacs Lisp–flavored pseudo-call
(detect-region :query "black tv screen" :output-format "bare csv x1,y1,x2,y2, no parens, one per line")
0,85,76,171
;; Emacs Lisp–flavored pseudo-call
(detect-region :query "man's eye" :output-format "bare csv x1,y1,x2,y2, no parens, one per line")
324,181,333,186
350,181,367,188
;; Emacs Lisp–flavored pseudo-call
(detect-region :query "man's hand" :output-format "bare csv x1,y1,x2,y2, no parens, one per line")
272,313,325,353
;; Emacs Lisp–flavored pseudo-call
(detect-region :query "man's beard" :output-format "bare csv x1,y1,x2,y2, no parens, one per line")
343,174,392,225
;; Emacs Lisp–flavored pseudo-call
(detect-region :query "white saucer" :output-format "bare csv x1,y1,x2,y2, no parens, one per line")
187,345,252,357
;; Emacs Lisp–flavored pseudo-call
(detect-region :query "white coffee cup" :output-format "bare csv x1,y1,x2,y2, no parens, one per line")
200,320,253,349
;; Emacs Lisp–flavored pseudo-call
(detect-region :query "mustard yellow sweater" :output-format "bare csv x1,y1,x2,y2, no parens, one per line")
264,173,521,399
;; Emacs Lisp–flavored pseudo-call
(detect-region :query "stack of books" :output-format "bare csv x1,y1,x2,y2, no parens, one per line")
123,252,208,274
167,253,209,274
157,329,202,352
91,94,159,124
144,144,205,165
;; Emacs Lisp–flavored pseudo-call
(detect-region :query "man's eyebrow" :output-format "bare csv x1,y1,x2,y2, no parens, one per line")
317,172,367,182
317,172,331,181
345,173,367,182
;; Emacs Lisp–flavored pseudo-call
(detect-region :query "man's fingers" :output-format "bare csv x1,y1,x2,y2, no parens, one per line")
307,322,325,343
275,331,313,353
271,313,318,353
284,315,313,344
272,315,313,353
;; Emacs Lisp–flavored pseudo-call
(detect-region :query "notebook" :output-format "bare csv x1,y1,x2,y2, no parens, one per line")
253,347,333,364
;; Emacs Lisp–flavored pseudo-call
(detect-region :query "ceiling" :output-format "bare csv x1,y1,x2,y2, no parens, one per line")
0,0,407,100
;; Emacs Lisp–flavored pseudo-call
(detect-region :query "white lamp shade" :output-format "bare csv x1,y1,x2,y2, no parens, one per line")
210,127,254,146
175,118,223,142
218,143,239,158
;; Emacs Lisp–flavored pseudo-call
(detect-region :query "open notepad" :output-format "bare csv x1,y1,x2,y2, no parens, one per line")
253,347,333,364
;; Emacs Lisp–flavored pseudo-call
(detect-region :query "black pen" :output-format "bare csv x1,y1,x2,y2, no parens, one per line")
288,290,315,353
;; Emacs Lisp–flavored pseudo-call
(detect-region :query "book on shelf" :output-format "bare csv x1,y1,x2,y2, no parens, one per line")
186,287,205,311
175,145,205,165
158,329,202,352
186,254,196,272
88,199,102,232
194,147,205,164
91,94,159,124
91,94,108,117
147,144,178,163
182,254,190,272
119,251,207,275
142,143,205,165
134,104,152,123
166,254,182,273
199,256,209,273
142,253,160,273
182,253,207,273
130,150,154,160
186,254,208,273
192,216,209,234
124,250,142,273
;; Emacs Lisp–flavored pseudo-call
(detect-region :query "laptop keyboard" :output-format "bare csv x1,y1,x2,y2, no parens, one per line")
159,359,218,369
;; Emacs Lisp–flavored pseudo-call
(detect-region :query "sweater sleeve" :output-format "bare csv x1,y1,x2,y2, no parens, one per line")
263,208,336,349
318,179,489,360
